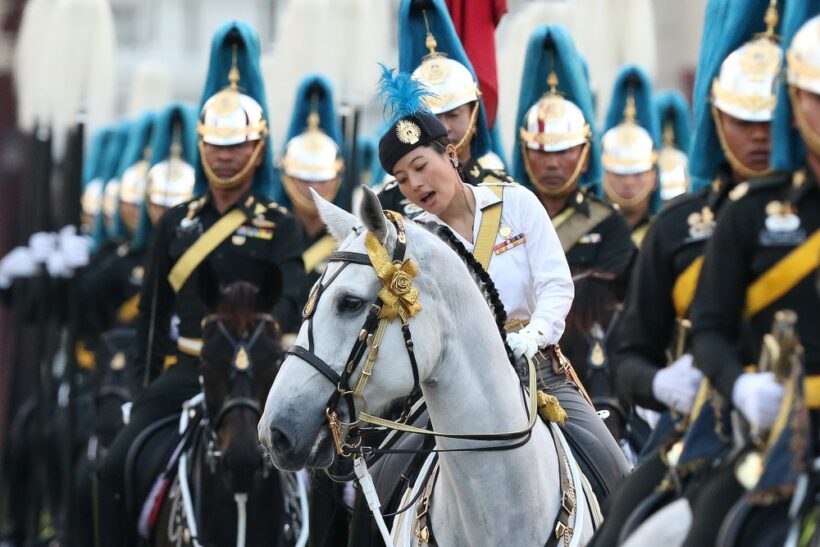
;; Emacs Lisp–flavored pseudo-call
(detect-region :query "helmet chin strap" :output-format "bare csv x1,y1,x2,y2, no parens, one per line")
199,139,265,190
281,173,341,216
453,101,480,157
789,86,820,158
603,170,656,210
711,106,773,180
522,141,590,199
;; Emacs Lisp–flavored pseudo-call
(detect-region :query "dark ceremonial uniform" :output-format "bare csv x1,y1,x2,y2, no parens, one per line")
553,189,636,278
549,188,636,395
134,192,304,384
631,214,653,248
97,192,305,546
587,168,735,547
692,170,820,394
615,168,733,411
376,162,515,219
680,169,820,547
74,241,146,369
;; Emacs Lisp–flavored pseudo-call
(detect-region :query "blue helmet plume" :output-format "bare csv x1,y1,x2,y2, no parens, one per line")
377,64,433,123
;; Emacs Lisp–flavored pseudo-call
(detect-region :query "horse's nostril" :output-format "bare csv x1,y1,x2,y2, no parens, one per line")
270,426,293,456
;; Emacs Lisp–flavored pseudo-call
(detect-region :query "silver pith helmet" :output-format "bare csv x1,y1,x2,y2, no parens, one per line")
519,72,591,153
602,96,656,175
282,119,343,181
146,158,196,207
411,55,479,115
657,146,689,200
119,160,149,205
602,123,656,175
787,15,820,95
198,62,268,146
103,179,120,219
712,35,782,122
81,178,104,217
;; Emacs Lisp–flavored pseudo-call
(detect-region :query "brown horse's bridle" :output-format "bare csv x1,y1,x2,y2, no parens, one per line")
200,314,276,431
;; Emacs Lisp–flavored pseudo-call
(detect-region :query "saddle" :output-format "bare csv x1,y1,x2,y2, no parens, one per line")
123,414,181,523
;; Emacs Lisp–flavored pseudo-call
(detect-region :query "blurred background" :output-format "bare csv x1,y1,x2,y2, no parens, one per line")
0,0,708,484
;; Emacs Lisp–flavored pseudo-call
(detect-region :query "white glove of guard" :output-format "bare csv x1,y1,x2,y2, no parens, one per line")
732,371,785,433
0,246,39,288
506,322,548,360
58,225,92,269
46,250,73,278
651,353,703,414
28,231,57,263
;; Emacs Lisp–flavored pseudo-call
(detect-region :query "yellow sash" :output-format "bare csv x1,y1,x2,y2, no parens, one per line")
804,375,820,409
745,229,820,317
75,341,95,370
632,222,651,247
302,235,336,273
554,201,613,253
168,208,247,293
115,293,140,323
473,186,504,270
672,256,704,319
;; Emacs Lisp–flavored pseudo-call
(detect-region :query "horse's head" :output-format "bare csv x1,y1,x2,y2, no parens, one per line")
197,261,283,493
259,187,500,471
93,328,138,449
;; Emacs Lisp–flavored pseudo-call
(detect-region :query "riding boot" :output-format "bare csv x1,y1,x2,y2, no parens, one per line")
527,348,631,507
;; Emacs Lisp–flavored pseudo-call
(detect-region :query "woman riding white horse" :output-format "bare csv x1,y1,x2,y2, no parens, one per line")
378,67,630,502
259,180,597,545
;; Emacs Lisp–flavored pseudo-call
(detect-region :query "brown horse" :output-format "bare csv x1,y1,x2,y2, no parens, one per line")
151,265,300,547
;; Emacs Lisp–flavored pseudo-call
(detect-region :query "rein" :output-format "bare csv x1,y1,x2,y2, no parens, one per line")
285,211,541,460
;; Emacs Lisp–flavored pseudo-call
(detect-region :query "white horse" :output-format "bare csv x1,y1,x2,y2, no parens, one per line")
259,188,595,546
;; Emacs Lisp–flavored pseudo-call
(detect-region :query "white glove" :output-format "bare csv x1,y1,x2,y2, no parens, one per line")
0,246,39,288
732,372,785,433
28,231,57,263
46,250,73,278
58,225,92,269
507,333,542,361
651,354,703,414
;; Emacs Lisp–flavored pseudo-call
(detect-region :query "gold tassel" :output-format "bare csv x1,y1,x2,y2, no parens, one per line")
537,391,568,425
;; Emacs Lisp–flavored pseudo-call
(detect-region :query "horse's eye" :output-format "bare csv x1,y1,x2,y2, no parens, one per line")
337,295,365,313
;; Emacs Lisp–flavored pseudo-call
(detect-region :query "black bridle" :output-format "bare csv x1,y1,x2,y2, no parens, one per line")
200,314,275,431
285,212,422,455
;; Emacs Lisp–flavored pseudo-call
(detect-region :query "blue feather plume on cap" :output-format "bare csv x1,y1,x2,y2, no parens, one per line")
377,64,433,123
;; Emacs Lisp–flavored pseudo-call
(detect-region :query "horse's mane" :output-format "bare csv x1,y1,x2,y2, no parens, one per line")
416,221,516,367
216,281,262,335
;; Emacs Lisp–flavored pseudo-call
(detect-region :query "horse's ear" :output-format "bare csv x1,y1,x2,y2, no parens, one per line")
196,259,222,312
312,188,360,242
256,264,282,313
359,186,388,243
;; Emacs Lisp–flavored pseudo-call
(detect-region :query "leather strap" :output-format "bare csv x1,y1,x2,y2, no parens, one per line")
473,185,504,270
672,256,704,319
302,235,336,273
554,202,613,253
168,208,248,293
546,423,576,546
745,228,820,317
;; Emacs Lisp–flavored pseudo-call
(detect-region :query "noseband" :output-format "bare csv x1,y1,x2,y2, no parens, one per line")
286,211,422,455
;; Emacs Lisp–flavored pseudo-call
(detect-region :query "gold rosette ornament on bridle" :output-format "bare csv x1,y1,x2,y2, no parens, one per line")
365,232,422,321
